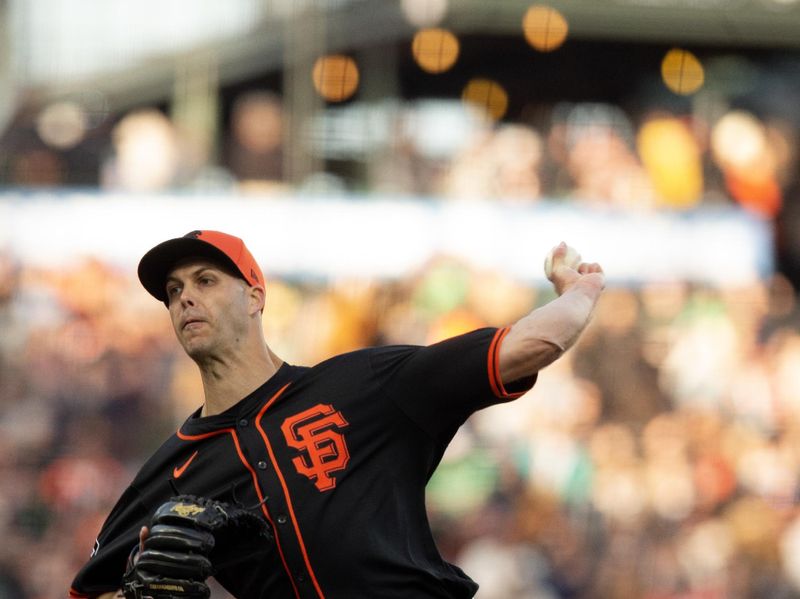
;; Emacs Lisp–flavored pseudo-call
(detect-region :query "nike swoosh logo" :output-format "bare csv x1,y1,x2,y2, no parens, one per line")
173,450,199,479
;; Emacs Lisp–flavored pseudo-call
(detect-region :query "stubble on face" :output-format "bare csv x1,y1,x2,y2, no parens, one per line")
166,262,251,364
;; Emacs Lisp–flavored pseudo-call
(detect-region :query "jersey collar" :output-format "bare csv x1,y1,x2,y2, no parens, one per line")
178,362,300,436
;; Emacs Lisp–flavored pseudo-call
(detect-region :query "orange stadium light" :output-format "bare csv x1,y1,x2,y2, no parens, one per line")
661,49,705,95
412,28,460,73
312,55,360,102
522,5,569,52
461,79,509,121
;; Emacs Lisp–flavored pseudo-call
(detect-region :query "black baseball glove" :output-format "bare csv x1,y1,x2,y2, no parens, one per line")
122,495,272,599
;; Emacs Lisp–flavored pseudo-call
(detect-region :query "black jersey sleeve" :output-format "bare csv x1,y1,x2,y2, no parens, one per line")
369,327,536,440
69,484,149,597
69,434,191,597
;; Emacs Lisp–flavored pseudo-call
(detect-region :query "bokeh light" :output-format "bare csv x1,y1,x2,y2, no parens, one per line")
661,48,705,95
412,28,460,73
461,79,509,121
522,5,569,52
36,101,88,149
637,116,703,209
711,110,782,217
400,0,449,27
312,55,360,102
711,110,766,171
108,109,180,192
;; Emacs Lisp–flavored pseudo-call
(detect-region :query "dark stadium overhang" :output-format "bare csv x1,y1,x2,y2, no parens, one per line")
23,0,800,112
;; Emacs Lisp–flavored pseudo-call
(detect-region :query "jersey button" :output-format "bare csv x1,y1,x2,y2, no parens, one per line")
277,514,287,524
238,418,248,427
296,574,306,582
257,461,267,470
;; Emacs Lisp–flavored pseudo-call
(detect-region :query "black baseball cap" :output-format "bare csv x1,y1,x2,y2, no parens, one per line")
138,230,264,305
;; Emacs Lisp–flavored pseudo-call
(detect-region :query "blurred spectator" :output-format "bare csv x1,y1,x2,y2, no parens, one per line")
710,111,784,218
9,149,65,187
440,124,544,201
101,109,181,192
223,91,289,193
546,103,657,209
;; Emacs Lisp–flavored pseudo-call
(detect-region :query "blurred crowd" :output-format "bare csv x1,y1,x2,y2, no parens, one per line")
2,86,798,223
2,245,800,598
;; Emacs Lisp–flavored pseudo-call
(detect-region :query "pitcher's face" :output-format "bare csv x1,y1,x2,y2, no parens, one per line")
165,259,252,361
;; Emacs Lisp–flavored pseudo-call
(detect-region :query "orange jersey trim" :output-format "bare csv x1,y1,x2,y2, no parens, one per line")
255,386,327,599
176,383,300,599
488,327,529,399
68,589,91,598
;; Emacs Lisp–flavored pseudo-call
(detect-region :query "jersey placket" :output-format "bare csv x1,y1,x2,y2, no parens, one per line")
237,382,326,599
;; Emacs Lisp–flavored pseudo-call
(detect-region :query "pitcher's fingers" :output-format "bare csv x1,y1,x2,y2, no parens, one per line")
138,526,149,553
578,262,603,274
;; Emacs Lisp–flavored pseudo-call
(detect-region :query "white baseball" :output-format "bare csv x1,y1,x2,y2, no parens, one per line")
544,244,581,279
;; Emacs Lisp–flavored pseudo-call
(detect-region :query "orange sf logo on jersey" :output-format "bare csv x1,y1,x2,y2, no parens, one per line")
281,404,350,492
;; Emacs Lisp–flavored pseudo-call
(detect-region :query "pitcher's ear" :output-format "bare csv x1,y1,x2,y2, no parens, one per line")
248,284,266,316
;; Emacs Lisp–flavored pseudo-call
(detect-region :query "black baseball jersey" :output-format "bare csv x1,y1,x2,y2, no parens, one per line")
69,327,536,599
